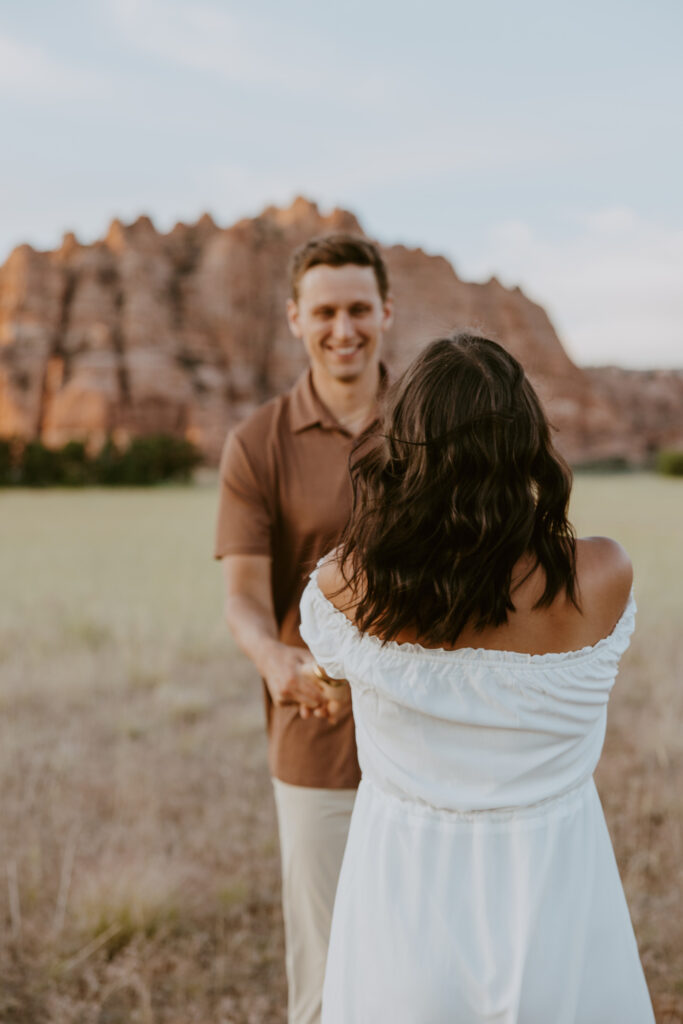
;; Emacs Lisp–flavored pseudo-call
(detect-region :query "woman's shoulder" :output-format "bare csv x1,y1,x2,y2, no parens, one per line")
574,537,633,631
575,536,632,582
316,551,360,622
316,551,342,593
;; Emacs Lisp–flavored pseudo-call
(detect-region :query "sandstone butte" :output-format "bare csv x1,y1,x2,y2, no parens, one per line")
0,196,681,466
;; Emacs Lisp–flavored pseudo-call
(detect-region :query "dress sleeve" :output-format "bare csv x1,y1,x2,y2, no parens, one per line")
299,574,348,680
214,429,273,559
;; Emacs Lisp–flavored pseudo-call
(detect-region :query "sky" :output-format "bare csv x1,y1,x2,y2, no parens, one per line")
1,0,681,368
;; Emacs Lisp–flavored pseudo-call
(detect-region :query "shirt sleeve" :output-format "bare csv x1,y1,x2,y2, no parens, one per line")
214,428,273,559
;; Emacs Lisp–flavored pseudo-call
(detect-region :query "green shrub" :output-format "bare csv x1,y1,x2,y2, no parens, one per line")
20,441,63,486
58,440,91,486
0,434,202,486
0,440,12,486
91,438,125,485
102,435,202,486
656,449,683,477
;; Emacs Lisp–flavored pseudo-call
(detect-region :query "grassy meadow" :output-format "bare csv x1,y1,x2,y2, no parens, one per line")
0,475,681,1023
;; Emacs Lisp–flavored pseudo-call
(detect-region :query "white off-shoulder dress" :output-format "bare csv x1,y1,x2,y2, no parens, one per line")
299,569,654,1024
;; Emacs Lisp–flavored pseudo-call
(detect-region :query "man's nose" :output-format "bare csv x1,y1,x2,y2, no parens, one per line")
332,311,354,341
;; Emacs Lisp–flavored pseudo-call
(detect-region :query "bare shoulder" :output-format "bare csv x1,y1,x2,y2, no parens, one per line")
316,553,343,597
316,552,359,618
575,536,633,627
576,536,632,583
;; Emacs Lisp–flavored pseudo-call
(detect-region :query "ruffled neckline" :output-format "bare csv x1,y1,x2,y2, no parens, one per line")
307,568,636,668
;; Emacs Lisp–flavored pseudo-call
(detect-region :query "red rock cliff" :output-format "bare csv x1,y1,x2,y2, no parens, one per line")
1,198,680,464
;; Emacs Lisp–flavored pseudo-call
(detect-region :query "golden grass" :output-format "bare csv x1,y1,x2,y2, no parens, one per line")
571,475,683,1023
0,476,681,1022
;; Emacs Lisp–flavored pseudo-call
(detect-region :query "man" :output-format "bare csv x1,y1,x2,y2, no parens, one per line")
214,234,393,1024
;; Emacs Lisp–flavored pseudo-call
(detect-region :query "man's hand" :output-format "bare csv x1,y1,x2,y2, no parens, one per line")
222,554,348,722
262,644,351,723
261,642,321,708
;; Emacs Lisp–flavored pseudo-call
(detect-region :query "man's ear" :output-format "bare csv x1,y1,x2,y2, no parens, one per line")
381,295,394,332
286,298,302,338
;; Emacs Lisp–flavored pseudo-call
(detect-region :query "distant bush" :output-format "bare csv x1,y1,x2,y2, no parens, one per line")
0,440,13,486
1,435,203,486
94,435,202,486
91,438,125,485
58,440,91,486
20,441,63,486
656,449,683,477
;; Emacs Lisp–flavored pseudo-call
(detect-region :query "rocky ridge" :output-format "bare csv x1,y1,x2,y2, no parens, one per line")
1,197,681,464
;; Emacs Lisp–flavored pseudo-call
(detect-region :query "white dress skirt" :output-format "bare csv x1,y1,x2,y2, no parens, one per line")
299,570,655,1024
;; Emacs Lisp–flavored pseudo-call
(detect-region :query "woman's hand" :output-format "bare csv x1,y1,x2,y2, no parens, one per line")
298,665,351,725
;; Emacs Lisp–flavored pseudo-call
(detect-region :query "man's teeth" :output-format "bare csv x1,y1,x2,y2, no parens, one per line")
334,346,358,355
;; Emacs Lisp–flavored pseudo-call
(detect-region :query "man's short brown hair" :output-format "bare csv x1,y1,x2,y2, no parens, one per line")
289,233,390,303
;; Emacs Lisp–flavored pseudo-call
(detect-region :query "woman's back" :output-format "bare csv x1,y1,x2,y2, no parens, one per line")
300,549,654,1023
303,538,635,814
317,535,634,657
299,334,653,1022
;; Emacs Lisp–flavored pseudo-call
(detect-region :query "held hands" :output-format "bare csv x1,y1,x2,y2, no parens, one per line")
262,644,350,724
303,664,352,725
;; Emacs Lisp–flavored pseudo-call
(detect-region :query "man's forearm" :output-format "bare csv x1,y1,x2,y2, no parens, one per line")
224,593,284,678
221,553,326,709
224,586,351,729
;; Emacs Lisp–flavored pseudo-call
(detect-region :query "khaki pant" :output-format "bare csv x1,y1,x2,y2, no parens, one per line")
272,779,356,1024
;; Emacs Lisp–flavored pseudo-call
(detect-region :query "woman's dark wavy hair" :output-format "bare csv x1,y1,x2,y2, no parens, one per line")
338,333,578,645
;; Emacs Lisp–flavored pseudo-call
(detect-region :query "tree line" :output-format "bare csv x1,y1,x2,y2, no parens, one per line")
0,435,202,486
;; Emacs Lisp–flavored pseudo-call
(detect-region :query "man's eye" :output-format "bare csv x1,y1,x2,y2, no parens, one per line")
350,306,371,316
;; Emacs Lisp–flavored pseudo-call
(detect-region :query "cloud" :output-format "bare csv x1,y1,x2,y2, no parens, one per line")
103,0,589,172
105,0,393,103
463,209,683,368
0,33,102,100
194,121,569,218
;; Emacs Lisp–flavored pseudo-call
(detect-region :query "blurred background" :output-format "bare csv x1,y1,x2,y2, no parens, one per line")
1,3,682,1022
2,0,682,367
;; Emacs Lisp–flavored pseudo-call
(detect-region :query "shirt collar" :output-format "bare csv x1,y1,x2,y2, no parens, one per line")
290,364,389,435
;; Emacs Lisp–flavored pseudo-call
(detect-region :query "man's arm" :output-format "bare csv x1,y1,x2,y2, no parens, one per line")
222,554,335,718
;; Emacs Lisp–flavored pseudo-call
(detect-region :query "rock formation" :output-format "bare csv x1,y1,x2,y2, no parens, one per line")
584,366,683,459
1,197,681,464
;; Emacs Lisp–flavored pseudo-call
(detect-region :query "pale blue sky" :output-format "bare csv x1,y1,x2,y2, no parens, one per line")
1,0,681,366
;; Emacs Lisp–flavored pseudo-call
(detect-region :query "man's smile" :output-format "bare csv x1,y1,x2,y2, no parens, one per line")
323,341,366,357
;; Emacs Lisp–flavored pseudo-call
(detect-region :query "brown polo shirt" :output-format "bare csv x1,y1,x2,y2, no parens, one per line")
214,369,382,789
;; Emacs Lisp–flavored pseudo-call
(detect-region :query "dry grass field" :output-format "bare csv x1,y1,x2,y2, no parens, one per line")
0,474,681,1023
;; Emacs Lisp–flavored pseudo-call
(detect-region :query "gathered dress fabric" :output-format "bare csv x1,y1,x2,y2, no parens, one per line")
299,569,655,1024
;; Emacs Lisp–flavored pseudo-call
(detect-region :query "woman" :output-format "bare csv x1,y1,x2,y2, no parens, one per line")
299,334,654,1023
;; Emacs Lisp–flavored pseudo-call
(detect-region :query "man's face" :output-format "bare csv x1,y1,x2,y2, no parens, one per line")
287,264,393,384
